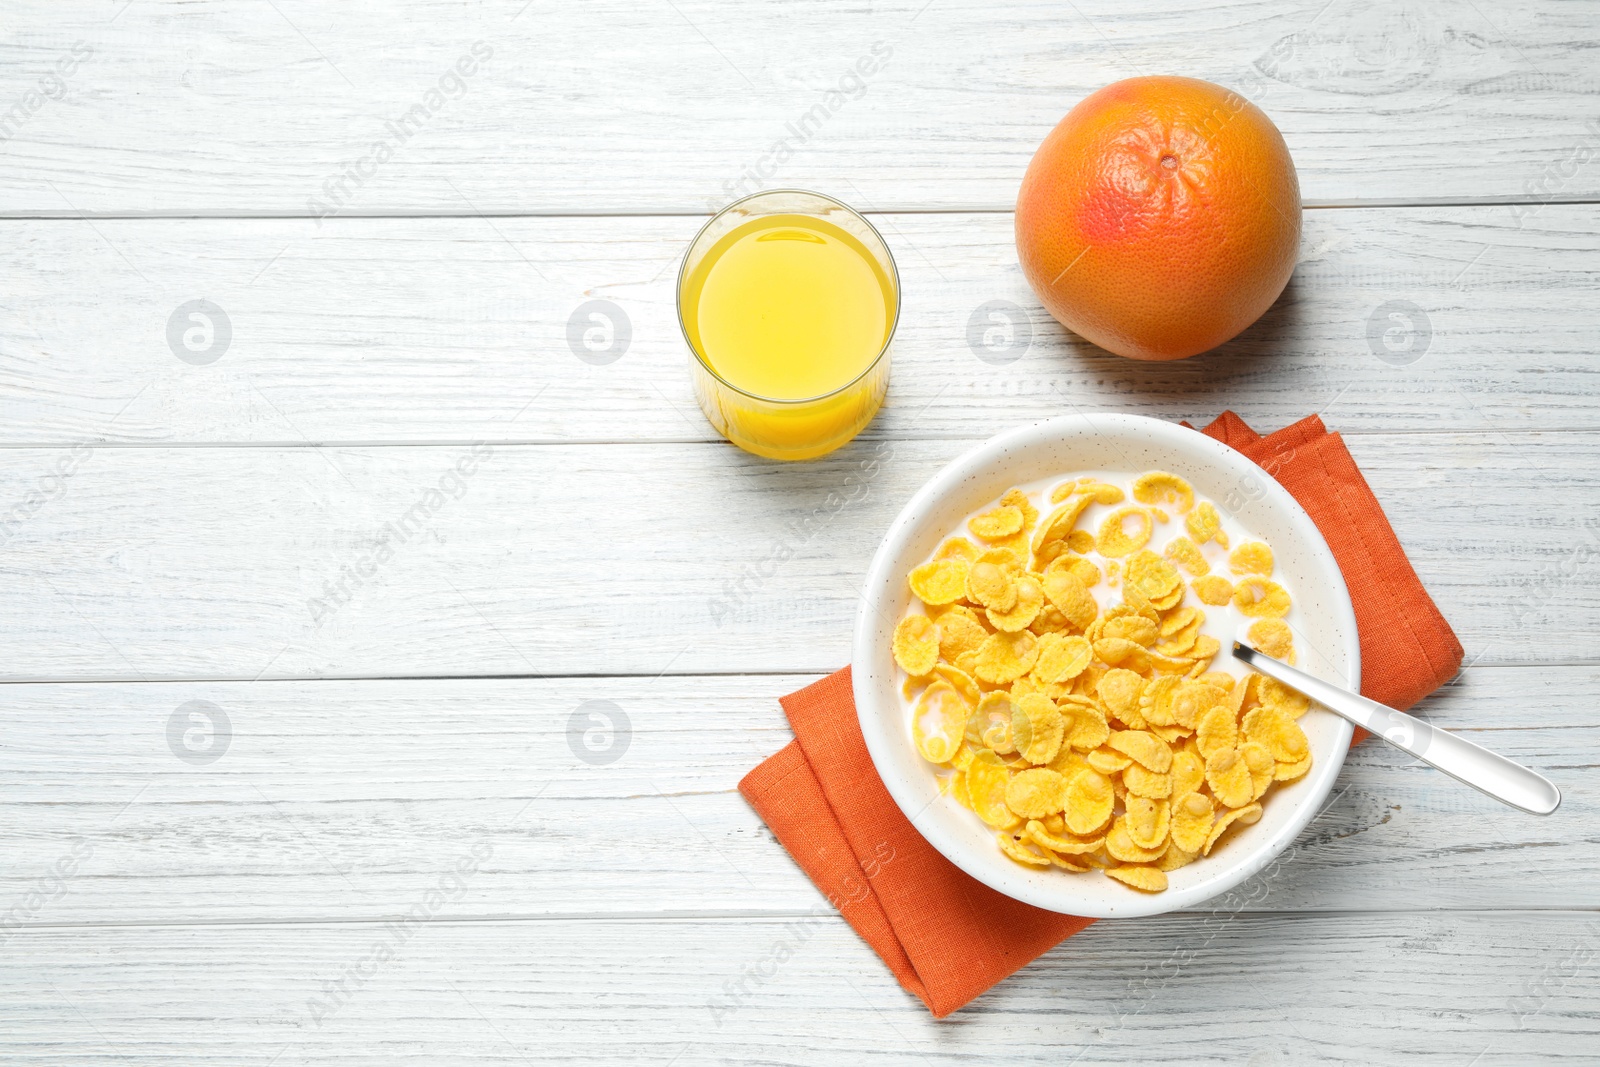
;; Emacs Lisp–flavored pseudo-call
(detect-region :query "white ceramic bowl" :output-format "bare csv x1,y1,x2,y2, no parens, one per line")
853,413,1359,918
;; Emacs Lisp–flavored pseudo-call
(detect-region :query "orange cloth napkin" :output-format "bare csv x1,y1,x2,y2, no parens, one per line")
738,412,1463,1017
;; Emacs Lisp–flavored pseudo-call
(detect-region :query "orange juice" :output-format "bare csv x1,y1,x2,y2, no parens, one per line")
679,192,898,460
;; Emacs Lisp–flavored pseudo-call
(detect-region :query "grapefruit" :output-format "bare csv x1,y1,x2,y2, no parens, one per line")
1016,76,1301,361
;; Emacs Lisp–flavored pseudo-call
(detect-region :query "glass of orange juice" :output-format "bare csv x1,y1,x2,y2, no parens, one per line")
677,190,899,461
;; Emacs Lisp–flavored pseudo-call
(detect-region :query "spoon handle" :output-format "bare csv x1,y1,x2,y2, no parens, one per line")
1232,642,1561,816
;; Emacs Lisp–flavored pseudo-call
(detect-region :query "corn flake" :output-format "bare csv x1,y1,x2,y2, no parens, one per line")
1098,668,1145,721
1064,769,1115,835
1087,746,1133,775
1192,574,1234,606
1026,820,1104,855
1010,674,1043,700
908,558,969,606
1233,577,1291,618
973,630,1038,685
1156,844,1198,872
1164,535,1210,576
933,608,985,662
1138,675,1180,727
997,830,1052,866
1107,730,1173,773
1120,581,1161,622
1122,762,1172,799
1160,606,1202,639
1274,754,1313,782
1240,740,1275,800
1156,619,1202,659
1203,802,1262,855
1006,767,1069,819
1185,501,1223,545
1170,748,1206,797
1063,555,1101,588
1040,846,1094,871
947,767,972,810
966,550,1019,610
1229,541,1274,576
1097,507,1153,558
988,574,1045,632
1046,746,1093,782
911,682,969,764
1093,637,1152,675
1106,865,1168,892
1148,723,1188,745
892,615,940,676
970,505,1025,542
1126,550,1182,599
1028,605,1070,637
1168,680,1226,730
1242,705,1311,762
969,691,1019,753
1080,481,1127,506
1072,664,1108,702
1247,619,1294,659
1031,496,1094,560
967,750,1021,830
1059,701,1111,752
1103,614,1160,647
1012,693,1065,765
1041,561,1098,629
1205,748,1255,809
1132,471,1194,514
1125,796,1171,851
1196,704,1239,760
1230,672,1260,715
1033,633,1093,685
1169,791,1214,853
935,663,982,707
1106,817,1167,863
935,537,979,562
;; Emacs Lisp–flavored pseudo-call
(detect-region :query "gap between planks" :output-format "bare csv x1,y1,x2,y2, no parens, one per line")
6,907,1600,936
0,428,1596,450
0,661,1596,686
6,195,1600,221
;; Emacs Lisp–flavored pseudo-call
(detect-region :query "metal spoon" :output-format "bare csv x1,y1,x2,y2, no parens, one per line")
1232,642,1561,816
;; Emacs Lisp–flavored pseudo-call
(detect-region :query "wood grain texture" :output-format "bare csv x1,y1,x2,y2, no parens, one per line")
0,434,1592,681
4,1,1600,214
3,912,1597,1064
6,1,1599,1056
2,206,1597,444
0,667,1592,928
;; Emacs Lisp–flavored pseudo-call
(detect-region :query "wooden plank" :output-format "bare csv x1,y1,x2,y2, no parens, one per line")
0,434,1593,681
2,911,1596,1062
3,206,1598,445
0,666,1591,927
5,1,1599,214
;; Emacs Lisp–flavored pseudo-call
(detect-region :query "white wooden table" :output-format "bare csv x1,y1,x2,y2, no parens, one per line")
2,1,1597,1061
